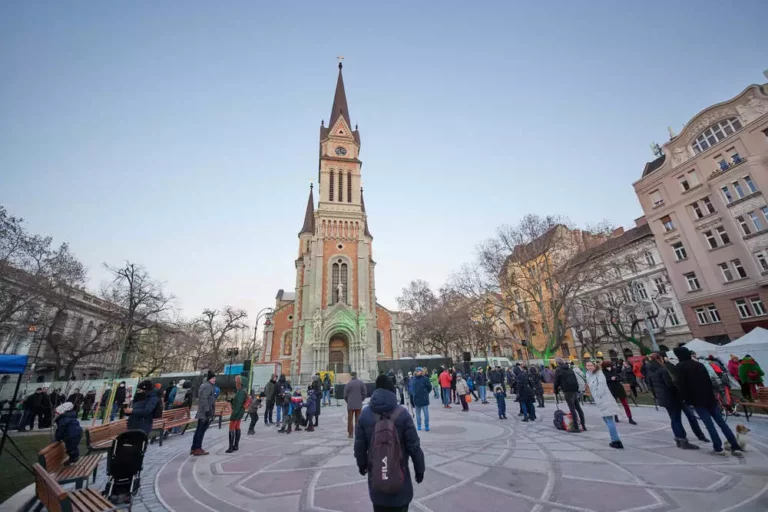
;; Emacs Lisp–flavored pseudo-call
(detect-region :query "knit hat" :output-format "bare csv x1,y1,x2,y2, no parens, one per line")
55,402,74,415
375,374,396,393
206,370,216,381
673,346,692,361
138,380,153,391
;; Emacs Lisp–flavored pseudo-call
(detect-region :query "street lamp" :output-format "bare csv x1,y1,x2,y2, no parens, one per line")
250,307,274,360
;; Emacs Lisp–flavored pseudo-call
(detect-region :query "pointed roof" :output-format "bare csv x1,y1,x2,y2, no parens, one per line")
361,187,372,238
299,185,315,236
329,62,351,131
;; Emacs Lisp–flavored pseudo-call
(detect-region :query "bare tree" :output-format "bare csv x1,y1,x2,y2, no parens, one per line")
103,263,174,376
197,307,248,372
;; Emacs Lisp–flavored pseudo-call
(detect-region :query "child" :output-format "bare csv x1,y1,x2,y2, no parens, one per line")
282,389,304,434
494,386,507,419
54,402,83,466
305,389,318,432
246,393,262,435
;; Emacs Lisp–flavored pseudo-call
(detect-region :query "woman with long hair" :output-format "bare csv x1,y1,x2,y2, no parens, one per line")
586,361,624,449
601,360,637,425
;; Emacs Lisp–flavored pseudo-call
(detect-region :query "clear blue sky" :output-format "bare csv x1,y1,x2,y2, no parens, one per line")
1,1,766,327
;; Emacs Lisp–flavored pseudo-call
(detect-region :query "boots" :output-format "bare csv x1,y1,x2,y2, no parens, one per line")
306,423,315,432
225,431,235,453
314,416,318,427
614,415,620,423
628,418,637,425
609,441,624,449
286,423,292,434
234,430,241,451
675,438,700,450
278,424,287,433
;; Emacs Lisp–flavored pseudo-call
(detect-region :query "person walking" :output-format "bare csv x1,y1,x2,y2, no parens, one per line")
37,388,52,429
344,371,367,439
553,358,585,432
646,353,707,449
516,369,536,421
191,371,216,456
585,361,623,449
98,387,111,422
409,367,432,431
111,382,127,422
438,367,452,408
602,360,637,425
226,375,247,453
738,355,764,401
622,361,639,398
455,372,470,412
264,374,277,425
633,358,647,393
322,373,332,406
673,347,743,457
127,380,160,436
354,374,425,512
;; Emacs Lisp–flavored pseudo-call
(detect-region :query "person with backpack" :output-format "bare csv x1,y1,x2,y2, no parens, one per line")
354,374,425,512
127,380,160,436
738,355,764,401
585,361,623,449
494,386,507,419
554,358,585,432
409,367,432,431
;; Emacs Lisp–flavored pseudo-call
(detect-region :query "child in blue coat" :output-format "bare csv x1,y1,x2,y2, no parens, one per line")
54,402,83,465
305,389,318,432
494,386,507,419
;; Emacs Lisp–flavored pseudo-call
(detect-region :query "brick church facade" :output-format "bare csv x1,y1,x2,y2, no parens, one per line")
260,64,399,383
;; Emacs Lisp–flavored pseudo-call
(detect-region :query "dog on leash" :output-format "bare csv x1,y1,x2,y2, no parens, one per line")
724,424,750,451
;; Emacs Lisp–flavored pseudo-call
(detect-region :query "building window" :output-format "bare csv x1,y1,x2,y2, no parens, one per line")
692,118,743,154
621,287,632,302
719,262,734,282
755,249,768,272
634,282,649,300
702,197,716,215
338,171,343,202
329,172,334,201
672,242,687,261
685,272,701,291
744,175,758,194
721,186,734,204
654,277,667,295
347,171,352,203
735,299,752,319
736,215,752,236
751,297,767,317
331,261,349,304
661,215,674,232
340,263,348,302
679,171,699,192
762,206,768,223
650,190,663,207
749,212,764,232
647,314,659,329
732,259,747,279
705,230,719,249
695,307,709,325
283,331,293,356
665,307,680,326
708,305,721,323
73,317,84,336
732,181,746,199
716,226,730,245
644,251,655,266
376,331,383,353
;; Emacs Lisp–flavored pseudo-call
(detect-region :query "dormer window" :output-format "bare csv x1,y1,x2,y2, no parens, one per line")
692,118,743,154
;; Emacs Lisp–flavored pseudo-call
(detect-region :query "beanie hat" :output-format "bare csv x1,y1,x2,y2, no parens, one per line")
375,374,396,393
138,380,153,391
56,402,74,415
207,370,216,381
673,346,692,361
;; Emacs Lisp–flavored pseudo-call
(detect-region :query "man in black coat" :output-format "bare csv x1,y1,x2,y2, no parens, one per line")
18,389,43,431
264,374,277,426
646,353,708,449
553,358,584,432
354,374,425,512
672,347,742,456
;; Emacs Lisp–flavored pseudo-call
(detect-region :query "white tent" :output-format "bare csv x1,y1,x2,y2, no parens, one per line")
683,338,719,356
716,327,768,371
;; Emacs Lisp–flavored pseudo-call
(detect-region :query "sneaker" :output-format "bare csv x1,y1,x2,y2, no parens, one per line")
609,441,624,449
710,450,727,456
417,425,421,431
731,450,744,458
522,418,529,422
697,435,711,443
425,426,429,431
503,415,508,419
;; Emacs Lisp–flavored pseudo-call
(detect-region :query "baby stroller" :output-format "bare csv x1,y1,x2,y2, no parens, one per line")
103,429,148,506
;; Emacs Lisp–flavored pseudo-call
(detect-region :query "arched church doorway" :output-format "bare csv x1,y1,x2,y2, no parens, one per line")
329,333,349,374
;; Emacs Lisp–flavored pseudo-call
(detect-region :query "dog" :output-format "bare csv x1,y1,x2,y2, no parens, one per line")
724,424,750,451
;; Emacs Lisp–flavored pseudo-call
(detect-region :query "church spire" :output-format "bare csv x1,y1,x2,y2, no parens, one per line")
361,187,372,238
329,62,351,130
299,184,315,236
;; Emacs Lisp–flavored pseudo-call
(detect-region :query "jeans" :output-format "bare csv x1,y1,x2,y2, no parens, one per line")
442,387,451,406
563,391,585,429
497,399,506,417
191,417,210,450
433,386,439,398
602,416,620,442
415,405,429,429
276,403,282,423
110,402,120,422
682,405,706,438
666,403,705,439
479,386,487,402
322,389,331,405
694,405,740,452
521,401,535,419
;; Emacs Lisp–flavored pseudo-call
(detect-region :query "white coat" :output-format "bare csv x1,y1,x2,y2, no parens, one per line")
586,370,620,417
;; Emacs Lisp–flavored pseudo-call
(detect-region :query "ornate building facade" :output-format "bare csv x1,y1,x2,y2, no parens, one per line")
260,64,399,382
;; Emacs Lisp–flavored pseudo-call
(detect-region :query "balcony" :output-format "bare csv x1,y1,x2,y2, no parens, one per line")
708,155,747,181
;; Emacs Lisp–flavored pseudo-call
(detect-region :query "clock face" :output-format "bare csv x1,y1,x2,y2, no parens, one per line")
335,146,347,156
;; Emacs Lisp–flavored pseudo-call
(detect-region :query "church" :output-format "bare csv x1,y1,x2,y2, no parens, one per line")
260,63,400,383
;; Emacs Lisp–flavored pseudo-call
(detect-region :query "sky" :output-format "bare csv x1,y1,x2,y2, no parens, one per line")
1,1,767,332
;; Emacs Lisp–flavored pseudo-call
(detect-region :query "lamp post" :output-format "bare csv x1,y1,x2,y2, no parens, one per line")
250,307,274,360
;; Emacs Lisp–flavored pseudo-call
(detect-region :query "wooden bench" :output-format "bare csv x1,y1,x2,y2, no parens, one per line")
84,419,127,454
214,401,232,429
38,442,101,489
542,383,555,395
741,387,768,421
33,463,117,512
151,408,197,446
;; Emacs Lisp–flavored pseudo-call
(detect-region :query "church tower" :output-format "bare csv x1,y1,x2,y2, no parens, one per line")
261,63,399,383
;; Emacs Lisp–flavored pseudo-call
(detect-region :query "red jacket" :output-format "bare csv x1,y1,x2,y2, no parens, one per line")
439,370,452,388
728,359,741,381
632,361,644,379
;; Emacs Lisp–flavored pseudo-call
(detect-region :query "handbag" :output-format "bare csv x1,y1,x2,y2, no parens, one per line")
465,394,472,403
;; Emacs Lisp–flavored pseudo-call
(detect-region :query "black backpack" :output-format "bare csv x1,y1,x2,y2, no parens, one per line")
369,407,405,494
553,409,566,431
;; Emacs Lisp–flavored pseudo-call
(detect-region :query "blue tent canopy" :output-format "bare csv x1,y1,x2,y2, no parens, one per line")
0,355,29,375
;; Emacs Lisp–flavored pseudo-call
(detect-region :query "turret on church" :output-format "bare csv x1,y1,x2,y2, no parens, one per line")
261,63,399,383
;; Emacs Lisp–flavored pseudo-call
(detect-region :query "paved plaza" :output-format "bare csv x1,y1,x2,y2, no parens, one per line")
81,399,768,512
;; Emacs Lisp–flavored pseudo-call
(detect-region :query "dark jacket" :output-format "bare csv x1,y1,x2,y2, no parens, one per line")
23,392,42,411
489,369,504,385
529,368,544,394
354,388,425,508
602,367,626,399
311,378,322,414
673,348,717,408
99,390,111,408
276,376,290,405
646,360,680,409
127,390,160,434
230,388,247,421
344,377,367,410
306,391,318,416
322,376,332,391
82,392,96,412
622,365,637,384
115,385,127,406
515,373,535,402
265,379,277,402
409,375,432,407
553,364,579,393
475,371,487,387
54,411,83,457
66,393,84,413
